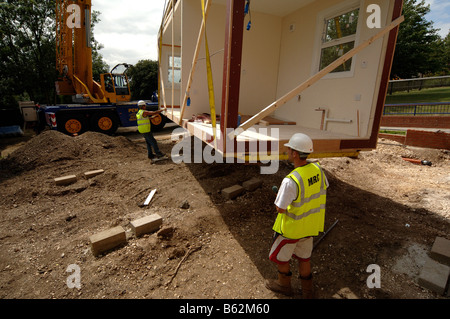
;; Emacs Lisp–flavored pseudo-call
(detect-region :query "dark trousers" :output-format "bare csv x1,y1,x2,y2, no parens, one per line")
143,132,162,159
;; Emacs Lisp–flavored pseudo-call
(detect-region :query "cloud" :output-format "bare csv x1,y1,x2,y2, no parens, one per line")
92,0,166,68
423,0,450,37
91,0,450,68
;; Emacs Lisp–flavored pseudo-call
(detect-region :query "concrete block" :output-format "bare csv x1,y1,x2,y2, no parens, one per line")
84,169,104,179
431,237,450,266
54,175,77,186
222,185,244,200
332,287,358,299
418,257,450,295
89,226,126,256
130,214,162,237
243,178,262,191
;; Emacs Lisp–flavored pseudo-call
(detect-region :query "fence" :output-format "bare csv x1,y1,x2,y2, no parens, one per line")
387,75,450,94
383,102,450,116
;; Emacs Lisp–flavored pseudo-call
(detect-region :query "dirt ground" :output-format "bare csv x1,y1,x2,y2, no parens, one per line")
0,124,449,300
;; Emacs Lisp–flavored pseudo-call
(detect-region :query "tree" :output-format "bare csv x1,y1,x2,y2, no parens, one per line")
391,0,442,78
0,1,109,109
0,0,56,108
438,31,450,75
127,60,159,100
91,10,109,82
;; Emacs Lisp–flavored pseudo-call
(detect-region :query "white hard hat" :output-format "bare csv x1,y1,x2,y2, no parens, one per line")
284,133,314,153
138,100,146,106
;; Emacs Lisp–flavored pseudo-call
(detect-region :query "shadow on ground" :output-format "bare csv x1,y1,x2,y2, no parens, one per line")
184,148,448,298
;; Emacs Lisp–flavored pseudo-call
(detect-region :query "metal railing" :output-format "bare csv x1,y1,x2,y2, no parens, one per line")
388,75,450,94
383,102,450,116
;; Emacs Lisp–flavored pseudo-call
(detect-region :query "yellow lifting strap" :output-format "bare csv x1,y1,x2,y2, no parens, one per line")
201,0,217,147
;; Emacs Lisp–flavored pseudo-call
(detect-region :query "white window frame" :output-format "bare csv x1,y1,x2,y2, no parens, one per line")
167,54,181,88
311,0,363,79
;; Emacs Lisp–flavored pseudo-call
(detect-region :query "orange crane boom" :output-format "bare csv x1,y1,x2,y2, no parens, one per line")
55,0,131,104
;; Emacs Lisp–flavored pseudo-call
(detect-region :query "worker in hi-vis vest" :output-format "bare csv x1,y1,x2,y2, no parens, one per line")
266,133,329,299
136,100,165,163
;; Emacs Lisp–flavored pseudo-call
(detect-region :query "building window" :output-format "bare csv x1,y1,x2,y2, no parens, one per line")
168,55,181,85
319,7,359,73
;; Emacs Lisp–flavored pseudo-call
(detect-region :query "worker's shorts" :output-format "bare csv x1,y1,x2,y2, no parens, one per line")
269,232,313,264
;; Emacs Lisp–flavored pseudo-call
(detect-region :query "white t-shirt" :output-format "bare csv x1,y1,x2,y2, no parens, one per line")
274,178,298,210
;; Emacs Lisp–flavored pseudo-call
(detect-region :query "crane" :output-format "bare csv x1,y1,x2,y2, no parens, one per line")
55,0,131,104
35,0,168,136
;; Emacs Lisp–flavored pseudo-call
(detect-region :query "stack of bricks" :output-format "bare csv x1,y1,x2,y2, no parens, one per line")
221,178,263,200
418,237,450,296
54,169,105,186
89,213,163,256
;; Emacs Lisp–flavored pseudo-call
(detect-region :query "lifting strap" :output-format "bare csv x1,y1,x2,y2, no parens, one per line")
201,0,217,148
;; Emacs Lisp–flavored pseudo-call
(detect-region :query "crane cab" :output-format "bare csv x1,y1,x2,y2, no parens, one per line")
100,73,131,103
99,63,131,104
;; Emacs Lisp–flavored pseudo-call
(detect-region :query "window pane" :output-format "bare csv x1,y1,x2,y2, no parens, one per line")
324,8,359,43
113,75,128,88
319,41,355,72
168,69,181,83
169,56,181,68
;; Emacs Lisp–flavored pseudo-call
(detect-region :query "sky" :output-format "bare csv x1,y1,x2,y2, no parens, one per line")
92,0,450,70
423,0,450,38
92,0,167,69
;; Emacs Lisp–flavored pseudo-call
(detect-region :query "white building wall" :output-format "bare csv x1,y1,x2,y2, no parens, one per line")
274,0,394,138
165,0,395,140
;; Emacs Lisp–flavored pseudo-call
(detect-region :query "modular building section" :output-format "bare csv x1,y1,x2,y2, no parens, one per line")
39,101,161,135
159,0,403,159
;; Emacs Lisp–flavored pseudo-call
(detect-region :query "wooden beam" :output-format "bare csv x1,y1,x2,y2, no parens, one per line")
178,0,212,125
231,15,405,138
143,189,157,206
171,0,175,115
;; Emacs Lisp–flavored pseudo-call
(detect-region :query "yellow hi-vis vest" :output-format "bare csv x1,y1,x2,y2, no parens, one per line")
273,162,327,239
136,109,151,133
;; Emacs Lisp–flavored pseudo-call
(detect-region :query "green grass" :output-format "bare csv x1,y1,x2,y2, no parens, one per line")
385,87,450,104
379,129,406,135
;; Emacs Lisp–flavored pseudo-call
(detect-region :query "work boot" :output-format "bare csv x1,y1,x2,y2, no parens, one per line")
265,271,293,296
300,274,314,299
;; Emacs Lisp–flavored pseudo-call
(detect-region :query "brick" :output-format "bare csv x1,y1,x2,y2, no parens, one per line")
431,237,450,266
332,287,358,299
89,226,126,256
222,185,244,200
405,130,450,150
54,175,77,186
243,178,262,192
84,169,104,179
418,257,450,295
378,133,406,144
380,116,450,129
130,214,162,237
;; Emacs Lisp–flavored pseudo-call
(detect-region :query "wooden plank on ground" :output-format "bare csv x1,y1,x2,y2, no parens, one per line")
143,189,157,206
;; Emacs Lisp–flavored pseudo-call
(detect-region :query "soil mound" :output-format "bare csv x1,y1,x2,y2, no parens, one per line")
1,130,138,173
